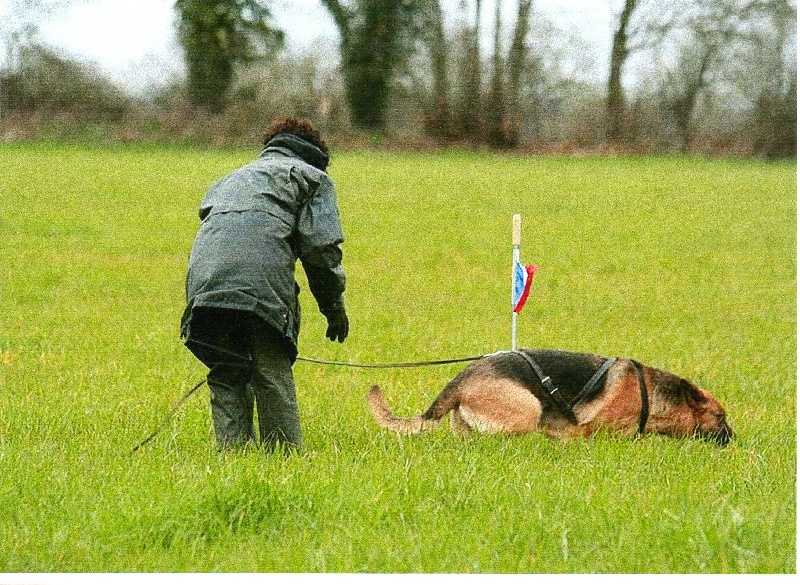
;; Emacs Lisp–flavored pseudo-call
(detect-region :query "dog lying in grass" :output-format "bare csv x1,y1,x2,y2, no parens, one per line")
368,349,733,446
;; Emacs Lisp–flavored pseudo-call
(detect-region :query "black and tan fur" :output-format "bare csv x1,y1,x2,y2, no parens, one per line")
368,349,733,446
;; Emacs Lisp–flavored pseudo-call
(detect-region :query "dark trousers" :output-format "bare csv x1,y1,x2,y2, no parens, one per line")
187,309,301,450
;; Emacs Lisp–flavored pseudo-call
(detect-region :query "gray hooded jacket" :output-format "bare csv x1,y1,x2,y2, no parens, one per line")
181,134,346,361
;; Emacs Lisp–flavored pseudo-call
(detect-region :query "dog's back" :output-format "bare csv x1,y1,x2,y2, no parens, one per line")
486,349,609,403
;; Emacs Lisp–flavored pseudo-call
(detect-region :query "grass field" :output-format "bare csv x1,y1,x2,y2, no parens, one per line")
0,144,795,573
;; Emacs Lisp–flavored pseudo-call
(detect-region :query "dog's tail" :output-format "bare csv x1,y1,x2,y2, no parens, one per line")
367,385,442,434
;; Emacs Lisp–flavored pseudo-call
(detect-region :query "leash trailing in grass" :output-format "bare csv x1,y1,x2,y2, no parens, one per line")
129,352,488,454
129,379,206,455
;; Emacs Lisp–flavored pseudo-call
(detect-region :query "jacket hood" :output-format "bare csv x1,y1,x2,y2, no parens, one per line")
262,133,330,171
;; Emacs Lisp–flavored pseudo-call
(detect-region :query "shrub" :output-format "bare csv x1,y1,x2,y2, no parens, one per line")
1,44,131,122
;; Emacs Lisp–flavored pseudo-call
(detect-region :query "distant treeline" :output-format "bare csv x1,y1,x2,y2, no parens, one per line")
1,0,795,157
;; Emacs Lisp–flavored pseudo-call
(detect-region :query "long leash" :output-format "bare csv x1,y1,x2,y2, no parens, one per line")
129,378,207,456
188,339,487,368
295,354,486,368
128,351,487,455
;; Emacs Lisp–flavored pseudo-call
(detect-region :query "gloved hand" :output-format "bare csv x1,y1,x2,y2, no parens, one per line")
325,307,349,343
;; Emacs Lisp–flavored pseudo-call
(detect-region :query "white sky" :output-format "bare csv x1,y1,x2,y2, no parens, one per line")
0,0,617,94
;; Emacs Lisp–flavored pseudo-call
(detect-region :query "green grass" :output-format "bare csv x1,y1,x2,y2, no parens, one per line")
0,144,795,573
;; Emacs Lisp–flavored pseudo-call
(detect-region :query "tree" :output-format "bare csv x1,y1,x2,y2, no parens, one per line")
659,42,719,151
485,0,506,147
644,0,796,153
174,0,283,114
1,44,130,120
456,0,484,138
746,0,797,157
506,0,533,117
321,0,419,132
1,0,87,69
606,0,639,141
754,70,796,157
481,0,530,148
419,0,452,139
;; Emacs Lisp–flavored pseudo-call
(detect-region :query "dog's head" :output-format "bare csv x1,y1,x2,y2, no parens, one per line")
683,381,734,446
653,373,734,446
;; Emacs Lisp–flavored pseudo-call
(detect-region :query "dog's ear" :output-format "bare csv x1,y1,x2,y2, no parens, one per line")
681,379,707,407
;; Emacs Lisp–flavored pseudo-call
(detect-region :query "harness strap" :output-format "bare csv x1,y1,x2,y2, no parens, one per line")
631,360,650,435
569,357,617,409
512,351,578,425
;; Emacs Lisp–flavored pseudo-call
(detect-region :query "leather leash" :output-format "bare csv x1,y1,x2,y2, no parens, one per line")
295,355,486,368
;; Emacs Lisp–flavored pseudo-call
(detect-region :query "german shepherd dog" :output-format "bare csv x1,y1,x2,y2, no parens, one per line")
368,349,733,446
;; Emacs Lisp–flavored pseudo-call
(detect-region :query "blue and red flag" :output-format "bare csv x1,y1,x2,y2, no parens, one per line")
512,260,538,313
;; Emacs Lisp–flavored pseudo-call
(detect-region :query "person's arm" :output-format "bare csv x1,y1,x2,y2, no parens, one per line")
296,174,348,342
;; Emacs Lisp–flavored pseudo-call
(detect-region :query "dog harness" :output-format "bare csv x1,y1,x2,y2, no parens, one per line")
512,351,584,424
512,351,650,435
631,360,650,435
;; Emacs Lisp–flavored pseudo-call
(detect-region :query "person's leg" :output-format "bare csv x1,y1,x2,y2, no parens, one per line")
249,325,302,451
208,362,255,448
201,310,256,449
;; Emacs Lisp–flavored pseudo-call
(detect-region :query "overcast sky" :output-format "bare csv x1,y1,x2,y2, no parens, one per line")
1,0,617,94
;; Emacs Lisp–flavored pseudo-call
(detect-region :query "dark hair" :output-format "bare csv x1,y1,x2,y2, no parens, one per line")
263,117,328,155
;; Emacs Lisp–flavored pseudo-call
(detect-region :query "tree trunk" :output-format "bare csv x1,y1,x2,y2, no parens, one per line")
175,0,282,115
486,0,506,147
672,45,715,152
321,0,409,132
459,0,483,139
607,0,637,141
421,0,451,139
505,0,533,146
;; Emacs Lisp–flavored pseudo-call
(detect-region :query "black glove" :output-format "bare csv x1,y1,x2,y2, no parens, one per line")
325,307,349,343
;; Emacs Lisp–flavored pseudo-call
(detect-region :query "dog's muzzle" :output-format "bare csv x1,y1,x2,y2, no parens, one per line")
707,419,734,447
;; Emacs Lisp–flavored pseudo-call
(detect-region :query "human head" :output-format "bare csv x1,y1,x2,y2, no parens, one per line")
263,117,329,156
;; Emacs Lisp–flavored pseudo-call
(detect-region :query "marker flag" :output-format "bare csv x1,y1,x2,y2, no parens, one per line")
512,260,538,313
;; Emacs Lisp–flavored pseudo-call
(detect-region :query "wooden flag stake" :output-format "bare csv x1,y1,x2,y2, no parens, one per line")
511,214,521,351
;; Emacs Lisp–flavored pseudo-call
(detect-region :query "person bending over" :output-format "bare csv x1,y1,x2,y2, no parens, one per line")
181,117,349,452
